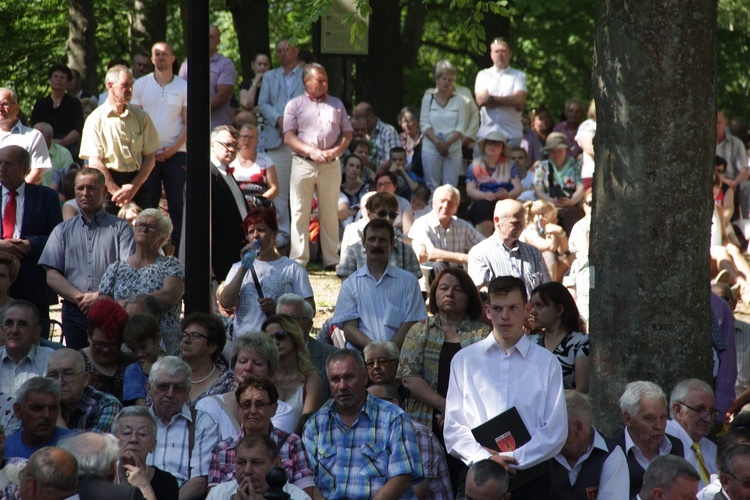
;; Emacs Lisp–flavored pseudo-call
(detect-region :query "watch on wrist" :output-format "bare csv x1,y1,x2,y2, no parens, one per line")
488,95,495,104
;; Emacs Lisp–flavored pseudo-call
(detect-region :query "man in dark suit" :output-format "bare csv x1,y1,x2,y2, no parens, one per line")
59,432,144,500
0,146,62,337
210,125,248,282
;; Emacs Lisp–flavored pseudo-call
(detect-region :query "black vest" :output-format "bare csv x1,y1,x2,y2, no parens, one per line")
610,429,685,498
548,431,620,499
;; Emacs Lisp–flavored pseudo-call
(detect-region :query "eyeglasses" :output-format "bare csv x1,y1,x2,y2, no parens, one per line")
239,399,272,411
214,140,238,150
91,340,121,351
365,358,398,369
678,401,718,418
375,210,399,219
182,330,210,342
47,371,84,383
153,382,187,394
726,471,750,489
376,181,394,188
134,222,159,233
268,330,290,341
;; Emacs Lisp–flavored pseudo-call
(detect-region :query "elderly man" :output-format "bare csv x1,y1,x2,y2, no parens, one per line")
276,293,337,403
467,198,551,292
698,428,750,499
132,41,188,250
144,356,219,500
611,381,685,497
208,374,315,495
552,98,585,158
259,39,304,248
352,102,400,169
303,350,423,499
46,348,122,433
179,25,237,128
464,459,511,500
474,37,527,148
79,65,161,213
0,301,54,396
5,377,71,459
409,184,485,271
333,219,427,350
717,443,750,499
0,87,51,184
206,433,310,500
637,455,700,500
40,168,134,349
132,53,153,79
283,62,353,267
0,146,62,336
59,432,144,499
32,123,74,189
549,390,629,499
667,379,718,488
19,447,79,500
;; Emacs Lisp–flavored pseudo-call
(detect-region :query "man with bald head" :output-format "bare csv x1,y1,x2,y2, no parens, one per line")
20,446,79,500
467,198,550,292
0,88,52,184
133,41,188,250
353,102,400,169
0,146,62,335
46,348,121,433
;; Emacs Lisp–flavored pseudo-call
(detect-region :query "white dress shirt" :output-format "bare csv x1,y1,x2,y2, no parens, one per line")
666,418,718,488
444,332,567,467
623,427,674,471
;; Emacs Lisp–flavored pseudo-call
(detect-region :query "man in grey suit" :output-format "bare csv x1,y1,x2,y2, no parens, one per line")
277,293,337,405
258,39,304,249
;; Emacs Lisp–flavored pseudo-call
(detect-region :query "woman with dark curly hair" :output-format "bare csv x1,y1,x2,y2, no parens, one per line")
179,312,233,407
81,298,133,402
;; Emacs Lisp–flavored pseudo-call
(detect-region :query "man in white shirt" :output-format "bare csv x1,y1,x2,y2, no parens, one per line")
636,455,700,500
667,378,719,488
444,275,567,499
0,88,51,185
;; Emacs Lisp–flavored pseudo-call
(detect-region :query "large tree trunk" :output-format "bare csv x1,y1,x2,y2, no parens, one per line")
475,10,510,69
67,0,98,95
402,0,428,68
129,0,168,56
227,0,270,83
354,0,402,126
590,0,717,433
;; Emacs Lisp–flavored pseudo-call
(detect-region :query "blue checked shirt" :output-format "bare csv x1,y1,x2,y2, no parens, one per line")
67,384,122,433
302,393,423,499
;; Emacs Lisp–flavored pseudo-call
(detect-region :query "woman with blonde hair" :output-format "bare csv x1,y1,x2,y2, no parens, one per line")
521,200,571,281
262,314,322,434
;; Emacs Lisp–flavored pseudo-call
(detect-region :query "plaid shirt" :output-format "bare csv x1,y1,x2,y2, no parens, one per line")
408,211,485,266
302,393,423,499
208,425,314,490
67,384,122,433
467,236,551,293
413,421,452,500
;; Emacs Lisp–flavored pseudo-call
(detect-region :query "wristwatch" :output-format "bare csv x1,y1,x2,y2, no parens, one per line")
488,96,495,104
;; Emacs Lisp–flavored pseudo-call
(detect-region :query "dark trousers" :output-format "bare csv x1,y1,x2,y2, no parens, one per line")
146,152,186,248
32,302,50,340
104,170,151,215
61,301,89,350
457,466,552,500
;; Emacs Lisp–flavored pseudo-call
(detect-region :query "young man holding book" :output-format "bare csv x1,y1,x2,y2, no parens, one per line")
443,275,568,499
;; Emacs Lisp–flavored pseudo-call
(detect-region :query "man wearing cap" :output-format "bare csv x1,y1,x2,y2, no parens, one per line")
533,131,584,234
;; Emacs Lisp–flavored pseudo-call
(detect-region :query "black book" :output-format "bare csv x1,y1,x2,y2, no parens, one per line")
471,406,550,491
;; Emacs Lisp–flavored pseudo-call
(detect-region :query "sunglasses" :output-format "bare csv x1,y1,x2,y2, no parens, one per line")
376,210,399,219
269,330,290,341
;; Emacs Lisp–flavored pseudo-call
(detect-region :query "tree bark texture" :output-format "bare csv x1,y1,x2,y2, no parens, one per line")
67,0,98,95
227,0,270,83
129,0,168,56
402,0,428,68
590,0,717,434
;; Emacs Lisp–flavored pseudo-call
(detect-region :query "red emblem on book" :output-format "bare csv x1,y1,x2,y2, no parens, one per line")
495,431,516,452
586,486,599,499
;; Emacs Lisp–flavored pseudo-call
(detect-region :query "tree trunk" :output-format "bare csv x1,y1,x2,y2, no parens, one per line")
354,0,403,126
129,0,168,56
227,0,270,84
590,0,717,434
475,10,510,69
67,0,98,95
402,0,428,68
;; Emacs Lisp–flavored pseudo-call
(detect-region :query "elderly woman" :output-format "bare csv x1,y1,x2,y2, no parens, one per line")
179,312,233,407
533,131,585,235
466,130,523,237
81,298,133,402
99,208,185,354
195,332,296,438
230,124,279,207
364,341,409,402
420,60,468,191
262,314,322,434
113,406,179,500
220,207,315,335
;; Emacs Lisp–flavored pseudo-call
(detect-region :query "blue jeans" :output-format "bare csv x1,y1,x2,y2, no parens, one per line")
147,152,186,249
61,301,89,350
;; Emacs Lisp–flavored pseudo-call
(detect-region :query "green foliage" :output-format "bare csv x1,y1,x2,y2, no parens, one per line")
717,0,750,118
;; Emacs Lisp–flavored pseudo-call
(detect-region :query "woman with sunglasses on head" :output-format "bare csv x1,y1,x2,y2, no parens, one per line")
220,208,315,337
179,312,234,407
99,208,185,354
261,314,322,435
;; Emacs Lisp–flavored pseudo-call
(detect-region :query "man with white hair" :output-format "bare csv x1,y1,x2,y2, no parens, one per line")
667,378,718,487
636,454,700,500
59,432,144,499
610,380,685,497
79,65,161,213
19,446,79,500
145,356,219,500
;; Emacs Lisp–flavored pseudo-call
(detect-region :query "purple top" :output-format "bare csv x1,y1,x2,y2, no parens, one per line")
283,93,353,150
712,292,737,421
179,53,238,128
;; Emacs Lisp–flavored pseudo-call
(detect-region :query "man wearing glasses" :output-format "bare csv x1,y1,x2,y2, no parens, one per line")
208,374,316,497
146,356,219,500
667,379,719,488
46,348,121,433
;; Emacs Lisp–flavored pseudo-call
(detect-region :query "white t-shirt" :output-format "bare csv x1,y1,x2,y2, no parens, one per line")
474,66,527,142
195,394,297,439
132,73,188,151
206,478,310,500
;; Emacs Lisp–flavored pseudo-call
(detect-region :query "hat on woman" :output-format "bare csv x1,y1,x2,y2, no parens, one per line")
542,132,571,151
478,131,508,154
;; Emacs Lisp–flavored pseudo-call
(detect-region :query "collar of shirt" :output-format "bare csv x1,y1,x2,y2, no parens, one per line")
150,403,192,427
330,391,375,427
2,182,26,197
0,344,37,364
7,121,25,134
211,159,230,175
489,65,513,76
102,100,130,118
623,427,673,457
479,329,531,357
554,428,609,471
78,208,108,227
498,237,520,253
305,92,328,102
426,210,455,231
361,263,397,284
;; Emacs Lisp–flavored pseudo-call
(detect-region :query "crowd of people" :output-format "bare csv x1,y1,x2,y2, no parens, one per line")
0,23,748,500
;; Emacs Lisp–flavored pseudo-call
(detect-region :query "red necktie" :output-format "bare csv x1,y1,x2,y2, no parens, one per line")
2,190,17,240
227,166,235,176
